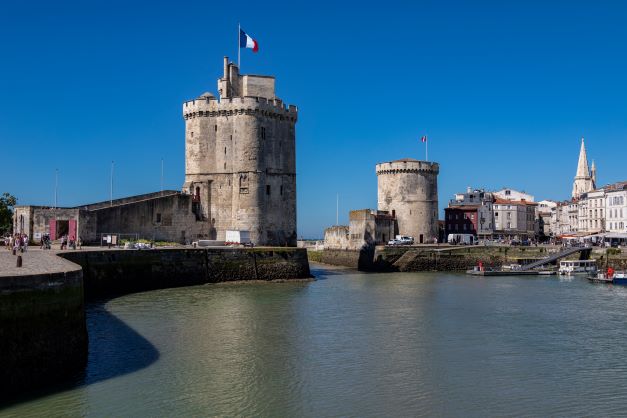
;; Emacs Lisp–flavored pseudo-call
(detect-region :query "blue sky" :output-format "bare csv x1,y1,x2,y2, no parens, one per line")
1,1,626,238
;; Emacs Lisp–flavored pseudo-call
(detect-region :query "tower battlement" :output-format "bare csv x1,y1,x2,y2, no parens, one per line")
375,159,439,175
183,96,297,121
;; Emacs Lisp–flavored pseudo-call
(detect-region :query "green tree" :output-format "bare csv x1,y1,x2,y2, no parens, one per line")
0,193,17,235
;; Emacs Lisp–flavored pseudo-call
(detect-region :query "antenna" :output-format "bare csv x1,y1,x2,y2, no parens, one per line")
54,168,58,209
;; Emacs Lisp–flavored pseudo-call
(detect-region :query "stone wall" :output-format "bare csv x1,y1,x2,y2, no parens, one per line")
312,246,571,272
376,159,439,244
61,247,311,299
0,269,87,398
87,193,208,244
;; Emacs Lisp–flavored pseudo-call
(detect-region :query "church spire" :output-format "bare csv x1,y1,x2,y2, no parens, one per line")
572,137,594,199
575,137,590,179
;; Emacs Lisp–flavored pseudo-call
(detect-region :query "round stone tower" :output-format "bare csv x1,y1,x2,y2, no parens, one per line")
375,158,439,244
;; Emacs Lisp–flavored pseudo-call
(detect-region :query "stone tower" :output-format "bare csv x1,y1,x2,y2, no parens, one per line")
182,57,298,246
376,158,439,244
572,137,595,199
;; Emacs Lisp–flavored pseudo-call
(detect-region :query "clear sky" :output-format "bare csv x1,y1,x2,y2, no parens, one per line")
1,1,626,238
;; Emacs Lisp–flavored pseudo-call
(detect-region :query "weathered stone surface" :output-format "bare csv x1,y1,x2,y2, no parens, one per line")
0,254,86,399
61,247,311,299
182,58,298,246
376,159,439,244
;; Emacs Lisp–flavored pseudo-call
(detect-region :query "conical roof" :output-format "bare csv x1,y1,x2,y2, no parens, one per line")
575,137,590,178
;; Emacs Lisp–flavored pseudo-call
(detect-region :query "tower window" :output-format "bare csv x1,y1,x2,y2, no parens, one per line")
224,147,227,155
214,125,217,132
280,185,283,195
224,162,226,169
191,131,194,137
266,185,271,195
261,127,266,140
156,213,162,223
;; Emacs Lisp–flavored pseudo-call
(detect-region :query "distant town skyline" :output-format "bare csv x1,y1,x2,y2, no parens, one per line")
1,1,626,238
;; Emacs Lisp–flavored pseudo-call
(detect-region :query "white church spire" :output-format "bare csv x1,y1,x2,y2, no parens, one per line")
575,137,590,178
572,137,594,199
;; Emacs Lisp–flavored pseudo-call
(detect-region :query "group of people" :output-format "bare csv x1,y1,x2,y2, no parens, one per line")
2,233,82,251
3,233,29,252
59,234,80,250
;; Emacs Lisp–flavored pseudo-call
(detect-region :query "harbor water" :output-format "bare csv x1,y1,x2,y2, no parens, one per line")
3,264,627,417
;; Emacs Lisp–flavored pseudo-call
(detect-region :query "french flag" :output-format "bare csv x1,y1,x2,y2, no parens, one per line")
421,135,428,143
239,29,259,53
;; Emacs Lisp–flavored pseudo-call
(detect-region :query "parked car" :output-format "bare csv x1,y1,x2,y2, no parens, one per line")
387,239,402,246
395,235,414,245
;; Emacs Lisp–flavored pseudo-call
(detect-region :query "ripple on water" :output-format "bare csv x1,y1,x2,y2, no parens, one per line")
3,272,627,417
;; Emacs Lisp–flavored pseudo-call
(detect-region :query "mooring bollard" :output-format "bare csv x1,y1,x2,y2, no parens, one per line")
16,255,22,267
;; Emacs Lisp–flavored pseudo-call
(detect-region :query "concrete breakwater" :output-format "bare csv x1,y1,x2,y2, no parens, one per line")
1,247,311,399
309,245,597,272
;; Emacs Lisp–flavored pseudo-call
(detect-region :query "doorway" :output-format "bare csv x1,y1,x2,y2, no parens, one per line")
55,220,69,239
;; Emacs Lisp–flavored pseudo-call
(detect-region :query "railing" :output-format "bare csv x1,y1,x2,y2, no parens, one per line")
519,246,592,271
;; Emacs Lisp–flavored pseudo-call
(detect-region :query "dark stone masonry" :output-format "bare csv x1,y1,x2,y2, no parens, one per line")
0,247,311,399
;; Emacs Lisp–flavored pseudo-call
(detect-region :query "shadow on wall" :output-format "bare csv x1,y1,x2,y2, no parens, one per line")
0,301,159,410
358,229,375,270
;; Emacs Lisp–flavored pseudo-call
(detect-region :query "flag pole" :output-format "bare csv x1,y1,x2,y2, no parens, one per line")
237,23,241,69
426,136,428,161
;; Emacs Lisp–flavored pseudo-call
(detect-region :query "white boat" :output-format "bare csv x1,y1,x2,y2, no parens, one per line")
558,260,597,276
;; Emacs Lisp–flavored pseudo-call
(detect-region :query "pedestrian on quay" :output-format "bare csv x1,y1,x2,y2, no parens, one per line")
22,234,28,252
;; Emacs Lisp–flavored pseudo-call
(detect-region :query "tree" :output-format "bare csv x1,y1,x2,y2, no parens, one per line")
0,193,17,235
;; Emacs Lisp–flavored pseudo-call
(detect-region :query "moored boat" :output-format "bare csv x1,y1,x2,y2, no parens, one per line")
588,269,627,284
559,260,597,276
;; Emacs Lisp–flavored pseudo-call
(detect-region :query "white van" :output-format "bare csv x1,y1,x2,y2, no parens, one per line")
447,234,477,245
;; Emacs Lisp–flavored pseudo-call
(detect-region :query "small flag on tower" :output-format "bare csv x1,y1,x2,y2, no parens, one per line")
239,28,259,53
421,135,428,143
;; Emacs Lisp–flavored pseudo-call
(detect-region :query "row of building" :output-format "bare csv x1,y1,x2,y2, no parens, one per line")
445,138,627,243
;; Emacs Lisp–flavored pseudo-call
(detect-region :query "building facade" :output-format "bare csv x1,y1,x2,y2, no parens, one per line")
323,209,395,250
444,188,495,239
493,198,538,240
182,57,298,246
494,188,534,202
606,183,627,233
376,159,439,244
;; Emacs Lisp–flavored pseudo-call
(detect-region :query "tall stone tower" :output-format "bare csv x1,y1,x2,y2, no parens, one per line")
182,57,298,245
572,137,595,199
376,158,439,244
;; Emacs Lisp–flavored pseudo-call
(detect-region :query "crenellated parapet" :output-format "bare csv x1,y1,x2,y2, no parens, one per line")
375,159,439,175
183,96,298,122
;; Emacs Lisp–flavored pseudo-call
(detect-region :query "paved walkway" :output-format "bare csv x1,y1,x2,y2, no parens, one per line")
0,248,80,277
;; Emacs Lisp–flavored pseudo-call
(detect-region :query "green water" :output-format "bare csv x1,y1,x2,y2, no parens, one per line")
3,264,627,417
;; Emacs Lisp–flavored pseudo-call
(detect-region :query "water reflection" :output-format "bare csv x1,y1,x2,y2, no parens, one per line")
4,269,627,417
